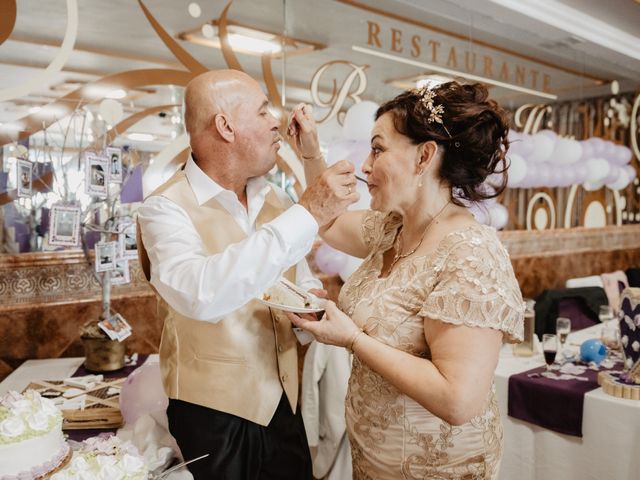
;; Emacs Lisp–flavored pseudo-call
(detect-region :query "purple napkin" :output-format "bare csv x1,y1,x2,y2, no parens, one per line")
508,365,602,437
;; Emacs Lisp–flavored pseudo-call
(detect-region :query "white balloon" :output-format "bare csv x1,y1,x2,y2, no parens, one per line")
585,158,610,184
582,180,604,191
607,168,632,191
506,153,527,186
327,140,356,166
488,203,509,230
339,255,364,282
528,133,555,163
553,138,582,164
342,101,379,141
99,99,123,126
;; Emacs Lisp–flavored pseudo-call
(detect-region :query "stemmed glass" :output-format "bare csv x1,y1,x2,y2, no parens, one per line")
601,324,621,360
556,317,571,359
542,334,557,371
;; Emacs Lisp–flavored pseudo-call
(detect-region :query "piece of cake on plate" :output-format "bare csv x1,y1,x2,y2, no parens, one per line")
262,279,322,309
0,390,70,480
50,434,148,480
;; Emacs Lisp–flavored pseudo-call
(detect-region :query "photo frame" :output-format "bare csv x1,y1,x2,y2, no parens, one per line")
48,204,81,247
85,154,109,197
106,146,123,183
110,258,131,285
119,221,138,260
98,313,132,342
16,159,33,198
95,241,117,272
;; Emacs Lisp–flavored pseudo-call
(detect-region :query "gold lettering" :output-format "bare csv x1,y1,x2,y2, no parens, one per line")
410,34,421,58
427,39,440,63
391,28,403,53
530,69,539,89
499,61,509,81
515,65,525,85
543,74,551,92
483,56,493,77
367,21,381,48
464,51,476,72
446,46,457,68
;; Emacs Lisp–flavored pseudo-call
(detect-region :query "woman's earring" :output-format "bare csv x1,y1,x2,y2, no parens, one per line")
418,174,423,188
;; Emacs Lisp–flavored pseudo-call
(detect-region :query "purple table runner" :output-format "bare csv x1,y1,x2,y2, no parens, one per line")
64,355,148,442
508,365,602,437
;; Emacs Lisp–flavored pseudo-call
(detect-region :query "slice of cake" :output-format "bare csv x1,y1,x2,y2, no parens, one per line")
263,281,312,309
50,434,148,480
0,390,70,479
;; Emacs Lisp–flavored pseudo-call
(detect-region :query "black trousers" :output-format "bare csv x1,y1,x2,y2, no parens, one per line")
167,394,312,480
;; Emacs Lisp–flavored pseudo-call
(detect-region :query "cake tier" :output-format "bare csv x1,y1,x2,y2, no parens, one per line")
0,427,69,479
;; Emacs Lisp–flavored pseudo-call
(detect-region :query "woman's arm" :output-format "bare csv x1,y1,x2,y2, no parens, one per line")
288,302,503,426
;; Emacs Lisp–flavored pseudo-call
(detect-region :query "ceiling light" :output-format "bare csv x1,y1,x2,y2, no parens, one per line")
106,89,127,99
127,132,155,142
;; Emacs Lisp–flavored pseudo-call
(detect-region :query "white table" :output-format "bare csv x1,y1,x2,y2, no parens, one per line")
495,324,640,480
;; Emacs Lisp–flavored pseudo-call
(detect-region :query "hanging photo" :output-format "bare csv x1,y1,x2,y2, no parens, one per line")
106,146,123,183
119,221,138,260
49,204,81,246
95,241,117,272
98,313,132,342
111,258,131,285
85,154,109,197
16,159,33,198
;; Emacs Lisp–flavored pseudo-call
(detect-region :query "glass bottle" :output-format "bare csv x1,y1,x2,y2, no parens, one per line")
513,299,535,356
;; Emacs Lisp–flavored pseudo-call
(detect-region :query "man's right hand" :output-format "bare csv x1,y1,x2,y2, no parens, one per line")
299,160,360,227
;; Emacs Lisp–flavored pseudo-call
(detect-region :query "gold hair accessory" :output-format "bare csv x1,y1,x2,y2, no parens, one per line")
415,87,456,143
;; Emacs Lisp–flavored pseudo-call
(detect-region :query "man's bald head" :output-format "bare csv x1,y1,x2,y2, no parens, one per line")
184,70,261,137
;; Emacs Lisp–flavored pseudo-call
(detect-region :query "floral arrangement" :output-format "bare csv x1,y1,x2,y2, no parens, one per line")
0,390,61,444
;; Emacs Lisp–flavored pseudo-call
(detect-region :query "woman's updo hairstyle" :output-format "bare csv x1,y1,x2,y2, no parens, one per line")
375,81,510,205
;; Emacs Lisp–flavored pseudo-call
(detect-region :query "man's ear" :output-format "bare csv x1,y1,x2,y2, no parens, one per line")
417,140,438,171
213,113,235,142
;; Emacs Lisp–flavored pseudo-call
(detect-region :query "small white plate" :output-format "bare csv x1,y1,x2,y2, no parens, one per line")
256,297,326,314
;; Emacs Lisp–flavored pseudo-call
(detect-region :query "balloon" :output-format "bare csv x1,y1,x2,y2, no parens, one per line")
553,138,582,165
468,202,489,225
582,180,604,191
579,139,594,161
327,140,356,166
528,133,555,163
342,101,379,141
585,158,610,184
607,168,632,191
119,363,168,425
574,163,589,184
99,99,124,126
603,165,620,185
315,242,348,275
339,255,364,282
590,137,606,155
345,140,371,173
624,164,637,182
537,164,552,187
488,203,509,230
580,339,607,365
506,153,527,187
613,145,632,165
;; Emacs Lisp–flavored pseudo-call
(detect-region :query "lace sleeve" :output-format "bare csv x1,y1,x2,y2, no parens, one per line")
361,211,400,250
419,233,524,343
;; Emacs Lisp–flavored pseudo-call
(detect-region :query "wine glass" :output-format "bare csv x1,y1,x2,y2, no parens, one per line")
598,305,614,324
556,317,571,357
542,334,557,371
601,324,621,360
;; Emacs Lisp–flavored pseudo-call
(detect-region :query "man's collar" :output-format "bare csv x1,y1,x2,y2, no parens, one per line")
185,155,271,206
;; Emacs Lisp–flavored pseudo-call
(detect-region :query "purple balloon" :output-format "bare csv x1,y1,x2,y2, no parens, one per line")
537,164,551,187
119,363,168,425
315,242,348,275
624,165,637,182
603,165,620,184
575,163,589,184
614,145,632,165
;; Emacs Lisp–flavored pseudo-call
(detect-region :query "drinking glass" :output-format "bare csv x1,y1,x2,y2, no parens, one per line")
601,324,621,359
598,305,614,324
542,334,557,371
556,317,571,354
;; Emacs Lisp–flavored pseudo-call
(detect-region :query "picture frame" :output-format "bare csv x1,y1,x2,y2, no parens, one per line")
48,204,81,247
16,159,33,198
119,221,138,260
85,154,109,197
95,241,117,272
110,258,131,285
106,146,123,183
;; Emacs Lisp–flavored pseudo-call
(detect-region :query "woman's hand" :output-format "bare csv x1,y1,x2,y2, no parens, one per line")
287,103,321,160
286,300,360,348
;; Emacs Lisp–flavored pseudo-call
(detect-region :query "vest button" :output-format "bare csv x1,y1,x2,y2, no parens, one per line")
278,344,284,353
281,373,288,382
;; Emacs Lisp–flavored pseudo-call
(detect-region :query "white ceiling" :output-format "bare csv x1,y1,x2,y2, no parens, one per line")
0,0,638,150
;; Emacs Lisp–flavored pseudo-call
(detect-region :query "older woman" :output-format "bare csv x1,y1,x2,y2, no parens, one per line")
289,82,524,479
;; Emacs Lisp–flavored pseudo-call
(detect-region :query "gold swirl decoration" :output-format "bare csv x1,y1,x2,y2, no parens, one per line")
0,0,16,46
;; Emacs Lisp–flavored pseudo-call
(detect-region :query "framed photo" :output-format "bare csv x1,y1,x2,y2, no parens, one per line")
119,222,138,260
49,204,81,246
111,258,130,285
106,147,123,183
85,154,109,197
98,313,132,342
95,241,117,272
17,159,33,198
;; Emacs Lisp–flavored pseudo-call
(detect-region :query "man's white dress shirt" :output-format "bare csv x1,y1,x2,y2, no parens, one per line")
137,157,321,322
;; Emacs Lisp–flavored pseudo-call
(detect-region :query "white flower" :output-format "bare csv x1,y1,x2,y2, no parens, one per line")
39,396,60,416
9,399,31,415
96,454,117,469
98,465,124,480
0,416,26,437
121,453,145,474
27,411,49,431
70,455,90,472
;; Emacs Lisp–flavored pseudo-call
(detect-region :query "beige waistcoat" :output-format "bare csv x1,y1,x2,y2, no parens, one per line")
137,169,299,426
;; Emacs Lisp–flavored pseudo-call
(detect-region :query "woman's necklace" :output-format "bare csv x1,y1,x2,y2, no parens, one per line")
389,202,451,270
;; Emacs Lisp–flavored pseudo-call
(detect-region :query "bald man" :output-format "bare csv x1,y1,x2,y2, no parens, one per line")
137,70,359,479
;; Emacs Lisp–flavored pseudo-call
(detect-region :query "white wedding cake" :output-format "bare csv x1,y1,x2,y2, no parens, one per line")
0,390,70,479
50,435,149,480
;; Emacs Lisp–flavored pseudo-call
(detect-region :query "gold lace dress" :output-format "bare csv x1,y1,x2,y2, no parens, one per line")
339,211,524,480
